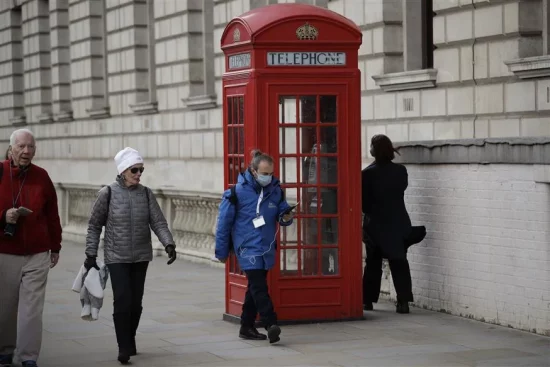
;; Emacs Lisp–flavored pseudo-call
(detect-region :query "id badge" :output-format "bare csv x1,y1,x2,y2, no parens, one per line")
253,216,266,228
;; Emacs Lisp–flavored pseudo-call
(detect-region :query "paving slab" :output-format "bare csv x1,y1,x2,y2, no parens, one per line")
10,242,547,367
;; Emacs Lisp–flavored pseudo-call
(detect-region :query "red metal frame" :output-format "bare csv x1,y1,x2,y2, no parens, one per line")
221,3,363,323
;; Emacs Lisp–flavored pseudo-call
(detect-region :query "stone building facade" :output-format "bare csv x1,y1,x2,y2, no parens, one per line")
0,0,548,335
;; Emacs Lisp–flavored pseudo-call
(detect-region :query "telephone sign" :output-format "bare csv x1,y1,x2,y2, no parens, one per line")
267,52,346,66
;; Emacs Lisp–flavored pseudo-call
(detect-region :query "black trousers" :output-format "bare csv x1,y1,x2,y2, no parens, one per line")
107,262,149,350
362,245,413,304
240,269,277,329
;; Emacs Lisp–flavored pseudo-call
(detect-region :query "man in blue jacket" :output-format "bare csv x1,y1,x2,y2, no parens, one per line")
215,150,295,344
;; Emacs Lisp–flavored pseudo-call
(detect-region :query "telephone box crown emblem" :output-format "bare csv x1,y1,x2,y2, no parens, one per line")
296,22,318,40
233,28,241,42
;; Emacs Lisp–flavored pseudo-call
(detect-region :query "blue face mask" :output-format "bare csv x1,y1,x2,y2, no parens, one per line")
256,174,272,187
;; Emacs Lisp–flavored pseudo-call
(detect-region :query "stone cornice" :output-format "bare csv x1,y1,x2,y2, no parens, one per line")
372,69,438,92
504,55,550,79
394,138,550,165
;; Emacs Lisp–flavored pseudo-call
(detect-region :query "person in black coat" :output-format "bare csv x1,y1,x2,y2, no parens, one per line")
362,134,414,314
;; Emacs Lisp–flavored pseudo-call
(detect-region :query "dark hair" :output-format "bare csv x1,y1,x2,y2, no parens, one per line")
249,149,274,170
370,134,400,162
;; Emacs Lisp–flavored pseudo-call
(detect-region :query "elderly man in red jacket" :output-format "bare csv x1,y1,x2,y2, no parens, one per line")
0,129,62,367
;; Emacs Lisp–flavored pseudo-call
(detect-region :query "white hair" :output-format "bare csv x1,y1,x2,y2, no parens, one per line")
10,128,35,146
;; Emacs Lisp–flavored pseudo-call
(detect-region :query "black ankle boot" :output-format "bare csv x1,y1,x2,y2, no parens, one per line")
363,302,374,311
113,313,132,364
396,301,410,314
239,325,267,340
130,306,142,356
117,350,130,364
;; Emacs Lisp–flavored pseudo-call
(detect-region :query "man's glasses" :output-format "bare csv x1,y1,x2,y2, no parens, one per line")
130,167,145,174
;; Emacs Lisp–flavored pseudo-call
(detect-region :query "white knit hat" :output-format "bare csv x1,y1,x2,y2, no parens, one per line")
114,147,144,174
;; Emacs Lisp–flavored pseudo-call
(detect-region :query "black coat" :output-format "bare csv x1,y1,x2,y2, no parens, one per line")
362,161,412,260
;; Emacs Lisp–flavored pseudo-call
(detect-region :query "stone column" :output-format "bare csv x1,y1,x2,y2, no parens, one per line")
0,5,25,126
107,0,152,116
184,0,217,110
69,0,110,119
50,0,72,122
22,0,53,124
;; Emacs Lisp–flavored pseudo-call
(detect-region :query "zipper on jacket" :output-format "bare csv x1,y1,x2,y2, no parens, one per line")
128,188,134,262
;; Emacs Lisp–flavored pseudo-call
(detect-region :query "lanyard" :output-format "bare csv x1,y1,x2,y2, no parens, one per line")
256,188,263,217
9,165,27,208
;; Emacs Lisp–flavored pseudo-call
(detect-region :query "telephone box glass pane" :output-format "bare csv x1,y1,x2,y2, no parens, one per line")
320,126,337,153
280,248,298,276
321,217,338,244
321,248,338,275
281,219,298,247
279,96,297,123
300,96,316,123
320,95,337,123
284,187,298,206
280,158,297,184
319,157,337,185
301,248,318,276
302,218,319,246
238,96,244,124
300,127,316,154
320,189,337,214
280,127,297,154
300,187,317,215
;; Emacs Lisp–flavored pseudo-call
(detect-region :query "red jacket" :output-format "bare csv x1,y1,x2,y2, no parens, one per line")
0,160,62,255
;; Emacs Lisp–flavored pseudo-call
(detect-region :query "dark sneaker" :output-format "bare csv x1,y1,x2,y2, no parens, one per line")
117,350,130,364
267,325,281,344
396,301,410,314
239,326,267,340
363,302,374,311
22,361,38,367
0,354,13,367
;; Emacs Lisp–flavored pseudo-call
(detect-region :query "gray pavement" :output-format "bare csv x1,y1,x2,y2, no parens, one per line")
29,242,550,366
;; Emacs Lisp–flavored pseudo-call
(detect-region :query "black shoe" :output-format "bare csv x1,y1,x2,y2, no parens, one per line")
22,361,38,367
267,325,281,344
396,301,410,314
239,325,267,340
0,354,13,367
117,350,130,364
363,302,374,311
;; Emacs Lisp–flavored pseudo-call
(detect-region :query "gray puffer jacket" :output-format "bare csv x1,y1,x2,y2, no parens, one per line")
85,176,175,264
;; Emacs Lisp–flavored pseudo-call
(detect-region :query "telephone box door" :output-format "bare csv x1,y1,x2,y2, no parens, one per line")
269,84,355,321
224,85,249,317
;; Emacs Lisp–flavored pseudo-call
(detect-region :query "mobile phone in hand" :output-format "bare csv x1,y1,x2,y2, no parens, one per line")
16,207,33,216
283,202,300,215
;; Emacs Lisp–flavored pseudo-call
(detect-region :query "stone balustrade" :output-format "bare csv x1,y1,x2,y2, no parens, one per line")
55,183,224,267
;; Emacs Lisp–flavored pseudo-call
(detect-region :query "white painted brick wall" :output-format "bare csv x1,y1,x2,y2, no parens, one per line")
399,164,550,336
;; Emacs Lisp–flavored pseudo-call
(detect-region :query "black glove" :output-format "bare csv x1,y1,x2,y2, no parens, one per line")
165,245,176,265
84,257,99,271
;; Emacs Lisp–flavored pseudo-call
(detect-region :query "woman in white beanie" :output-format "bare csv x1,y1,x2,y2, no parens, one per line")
84,147,177,364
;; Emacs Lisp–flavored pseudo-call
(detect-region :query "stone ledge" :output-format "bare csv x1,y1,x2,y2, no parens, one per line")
130,101,158,115
54,110,74,122
184,95,217,110
86,107,111,119
394,138,550,165
37,113,54,124
505,55,550,79
372,69,438,92
9,115,26,126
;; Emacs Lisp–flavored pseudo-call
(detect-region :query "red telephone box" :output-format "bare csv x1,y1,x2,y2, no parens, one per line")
221,3,363,323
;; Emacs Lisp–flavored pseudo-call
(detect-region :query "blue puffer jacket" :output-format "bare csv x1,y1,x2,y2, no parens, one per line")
215,169,293,270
